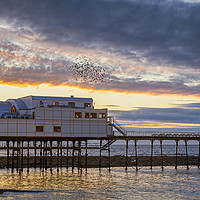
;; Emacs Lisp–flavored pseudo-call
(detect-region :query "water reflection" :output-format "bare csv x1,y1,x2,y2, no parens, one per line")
0,167,200,199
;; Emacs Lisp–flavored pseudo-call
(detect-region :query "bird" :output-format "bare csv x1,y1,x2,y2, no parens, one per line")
68,56,110,84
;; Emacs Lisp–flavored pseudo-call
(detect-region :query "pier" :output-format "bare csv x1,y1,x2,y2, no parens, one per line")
0,133,200,172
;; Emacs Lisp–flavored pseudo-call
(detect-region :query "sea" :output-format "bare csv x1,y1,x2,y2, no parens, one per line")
0,166,200,200
0,139,199,200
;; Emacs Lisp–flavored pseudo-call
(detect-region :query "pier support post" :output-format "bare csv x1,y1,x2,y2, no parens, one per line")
50,141,53,173
85,140,88,171
150,140,154,170
21,141,23,172
45,141,47,170
66,140,69,169
60,141,63,168
6,141,9,169
57,141,60,172
160,140,164,171
40,141,42,170
42,141,45,171
27,141,30,173
99,140,102,170
125,140,129,170
34,141,37,169
78,141,81,171
72,141,75,172
175,140,179,170
16,141,19,172
185,140,189,170
135,140,138,171
198,140,200,168
12,141,15,173
108,140,111,171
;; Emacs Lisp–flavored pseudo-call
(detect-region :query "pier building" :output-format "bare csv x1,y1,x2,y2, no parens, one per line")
0,95,112,137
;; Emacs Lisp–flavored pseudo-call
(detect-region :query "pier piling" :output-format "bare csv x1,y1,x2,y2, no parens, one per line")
27,141,30,173
0,135,200,172
125,140,129,170
185,140,189,170
198,140,200,169
160,140,164,171
175,140,179,170
150,140,154,170
134,140,138,171
6,141,9,169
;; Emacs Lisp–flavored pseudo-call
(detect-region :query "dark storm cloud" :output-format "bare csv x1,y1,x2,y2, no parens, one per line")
109,103,200,124
1,0,200,68
81,78,200,96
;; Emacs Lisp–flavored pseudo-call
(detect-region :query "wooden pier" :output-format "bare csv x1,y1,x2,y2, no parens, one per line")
0,134,200,172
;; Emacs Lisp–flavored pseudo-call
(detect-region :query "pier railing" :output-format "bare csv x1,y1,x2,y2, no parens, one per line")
107,117,127,136
114,131,200,137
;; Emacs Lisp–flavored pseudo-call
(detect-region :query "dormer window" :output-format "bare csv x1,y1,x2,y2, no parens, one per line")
52,101,59,106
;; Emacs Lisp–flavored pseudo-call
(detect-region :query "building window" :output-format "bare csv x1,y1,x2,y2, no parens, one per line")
36,126,44,132
68,102,75,107
75,112,82,118
85,112,90,118
84,103,91,107
90,113,97,118
39,101,44,107
54,126,61,132
52,101,59,106
99,113,106,119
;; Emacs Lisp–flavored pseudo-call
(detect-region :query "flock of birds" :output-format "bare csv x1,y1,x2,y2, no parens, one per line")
69,57,110,84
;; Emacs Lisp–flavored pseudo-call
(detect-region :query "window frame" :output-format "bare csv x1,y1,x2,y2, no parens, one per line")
85,112,90,118
52,101,59,106
39,101,44,107
84,103,91,108
75,112,82,118
90,113,97,118
68,102,75,108
53,126,61,133
99,113,107,119
36,126,44,132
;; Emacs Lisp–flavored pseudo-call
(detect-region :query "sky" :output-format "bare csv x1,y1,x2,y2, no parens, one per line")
0,0,200,131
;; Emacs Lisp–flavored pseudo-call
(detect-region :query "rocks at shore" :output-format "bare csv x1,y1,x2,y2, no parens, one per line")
0,155,198,169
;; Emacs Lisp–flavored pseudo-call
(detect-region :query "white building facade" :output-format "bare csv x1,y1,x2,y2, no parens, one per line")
0,95,113,137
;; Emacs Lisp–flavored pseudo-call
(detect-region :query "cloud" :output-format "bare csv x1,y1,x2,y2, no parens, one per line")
1,0,200,68
109,103,200,125
182,103,200,108
1,0,200,96
1,39,200,97
104,105,121,108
